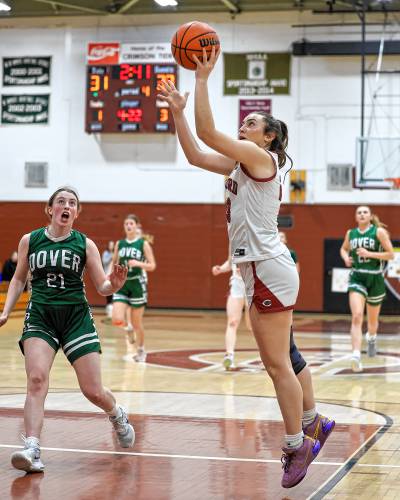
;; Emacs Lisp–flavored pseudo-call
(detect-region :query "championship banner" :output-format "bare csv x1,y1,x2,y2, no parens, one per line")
224,52,291,96
2,57,51,86
239,99,271,128
1,94,50,124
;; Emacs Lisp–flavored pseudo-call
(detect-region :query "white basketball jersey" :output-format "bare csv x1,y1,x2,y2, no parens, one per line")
225,151,286,264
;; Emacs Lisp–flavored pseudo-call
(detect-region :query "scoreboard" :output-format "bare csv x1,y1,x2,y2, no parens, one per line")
85,62,177,134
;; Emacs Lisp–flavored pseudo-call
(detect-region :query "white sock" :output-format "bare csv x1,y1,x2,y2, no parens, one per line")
106,405,121,418
366,332,376,342
284,431,304,449
352,350,361,358
25,436,40,448
302,408,317,427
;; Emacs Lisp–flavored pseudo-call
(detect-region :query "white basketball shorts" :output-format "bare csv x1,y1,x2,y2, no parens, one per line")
238,249,299,313
229,274,246,299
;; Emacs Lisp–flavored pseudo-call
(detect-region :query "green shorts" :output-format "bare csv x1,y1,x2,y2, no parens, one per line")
348,271,386,305
20,301,101,364
113,276,147,308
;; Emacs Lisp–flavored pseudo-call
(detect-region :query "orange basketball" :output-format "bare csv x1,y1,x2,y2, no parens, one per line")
171,21,220,71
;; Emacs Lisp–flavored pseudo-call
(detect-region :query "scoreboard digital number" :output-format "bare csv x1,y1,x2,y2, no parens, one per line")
85,63,177,134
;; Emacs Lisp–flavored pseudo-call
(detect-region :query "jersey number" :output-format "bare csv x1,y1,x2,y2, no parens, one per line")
47,273,66,289
358,256,370,263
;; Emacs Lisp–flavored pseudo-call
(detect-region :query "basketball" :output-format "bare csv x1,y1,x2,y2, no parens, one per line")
171,21,220,71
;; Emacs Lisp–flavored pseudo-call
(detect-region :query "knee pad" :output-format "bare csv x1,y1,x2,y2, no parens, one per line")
289,327,307,375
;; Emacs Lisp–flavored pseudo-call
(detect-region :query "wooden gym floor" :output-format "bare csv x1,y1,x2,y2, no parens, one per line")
0,309,399,500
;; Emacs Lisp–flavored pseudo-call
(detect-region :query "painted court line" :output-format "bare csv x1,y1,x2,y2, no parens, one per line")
0,443,342,465
2,444,399,468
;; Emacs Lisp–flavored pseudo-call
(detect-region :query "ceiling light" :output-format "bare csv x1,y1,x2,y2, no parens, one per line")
0,0,11,12
154,0,178,6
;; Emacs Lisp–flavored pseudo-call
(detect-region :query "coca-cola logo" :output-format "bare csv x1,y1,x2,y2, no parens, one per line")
88,45,119,61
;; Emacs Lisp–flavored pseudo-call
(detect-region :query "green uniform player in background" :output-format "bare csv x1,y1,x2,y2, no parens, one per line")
112,214,156,363
341,206,394,372
0,187,135,474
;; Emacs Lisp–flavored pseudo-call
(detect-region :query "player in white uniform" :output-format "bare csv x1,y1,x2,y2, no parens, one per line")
212,257,252,370
158,47,334,489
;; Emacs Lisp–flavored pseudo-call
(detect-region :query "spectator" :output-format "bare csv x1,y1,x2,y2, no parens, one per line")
2,251,18,282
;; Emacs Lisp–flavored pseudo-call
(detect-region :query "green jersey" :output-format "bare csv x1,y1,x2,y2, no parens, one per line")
117,238,145,280
349,225,383,274
28,227,87,304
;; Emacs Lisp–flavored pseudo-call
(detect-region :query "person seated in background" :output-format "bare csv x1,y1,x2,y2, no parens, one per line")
2,251,18,282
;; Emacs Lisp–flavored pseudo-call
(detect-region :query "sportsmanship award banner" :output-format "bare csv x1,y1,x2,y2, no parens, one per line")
1,94,50,124
3,57,51,86
224,52,290,96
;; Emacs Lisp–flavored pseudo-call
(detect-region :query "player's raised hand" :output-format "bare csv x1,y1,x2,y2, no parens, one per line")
193,46,219,81
157,79,189,114
109,264,127,291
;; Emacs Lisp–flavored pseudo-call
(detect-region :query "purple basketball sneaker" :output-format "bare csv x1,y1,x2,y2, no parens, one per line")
281,436,321,488
303,413,335,450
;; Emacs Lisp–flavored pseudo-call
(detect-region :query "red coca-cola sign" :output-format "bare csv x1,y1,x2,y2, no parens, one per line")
87,43,120,65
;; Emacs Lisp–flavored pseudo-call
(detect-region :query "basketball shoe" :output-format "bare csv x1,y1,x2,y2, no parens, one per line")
133,348,147,363
11,436,45,473
281,436,320,488
351,355,363,372
303,414,335,450
109,406,135,448
223,353,235,371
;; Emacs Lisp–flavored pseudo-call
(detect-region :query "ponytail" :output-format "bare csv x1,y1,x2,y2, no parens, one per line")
371,213,388,229
256,113,293,170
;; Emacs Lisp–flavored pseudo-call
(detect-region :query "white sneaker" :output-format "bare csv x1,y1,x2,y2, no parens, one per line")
351,356,363,373
366,333,377,357
223,354,235,371
109,406,135,448
133,348,147,363
11,437,45,473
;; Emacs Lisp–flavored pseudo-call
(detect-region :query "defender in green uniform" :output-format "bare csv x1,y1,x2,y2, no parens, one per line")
341,206,394,372
112,214,156,363
0,187,135,474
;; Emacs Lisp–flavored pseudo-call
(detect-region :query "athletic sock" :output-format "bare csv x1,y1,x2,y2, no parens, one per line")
284,431,304,450
25,436,40,448
302,408,317,427
352,349,361,358
106,405,122,419
366,332,376,342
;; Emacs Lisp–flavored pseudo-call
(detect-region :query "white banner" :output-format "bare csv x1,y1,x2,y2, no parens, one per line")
119,43,174,64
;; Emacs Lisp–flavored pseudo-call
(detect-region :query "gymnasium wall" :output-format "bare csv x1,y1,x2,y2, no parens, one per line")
0,14,399,205
0,202,398,312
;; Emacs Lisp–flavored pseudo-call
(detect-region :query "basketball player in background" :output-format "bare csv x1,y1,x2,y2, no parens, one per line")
340,206,394,372
112,214,156,362
157,47,334,488
212,255,252,370
0,187,135,473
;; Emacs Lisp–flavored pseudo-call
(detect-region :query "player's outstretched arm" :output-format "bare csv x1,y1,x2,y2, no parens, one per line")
193,48,272,173
157,79,235,176
86,238,127,296
0,234,30,327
